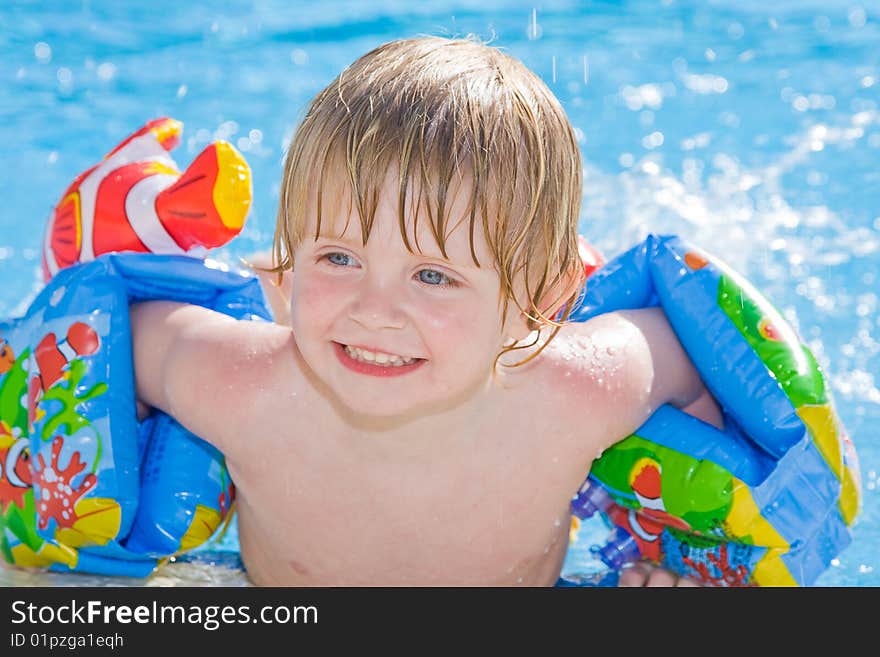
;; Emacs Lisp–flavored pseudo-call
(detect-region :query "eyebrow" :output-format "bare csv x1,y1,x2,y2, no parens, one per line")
315,233,362,247
315,233,482,270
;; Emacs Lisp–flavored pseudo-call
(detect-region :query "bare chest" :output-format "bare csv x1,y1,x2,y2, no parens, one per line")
227,388,592,586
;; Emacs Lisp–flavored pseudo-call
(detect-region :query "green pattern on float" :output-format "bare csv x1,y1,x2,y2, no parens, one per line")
716,274,825,407
590,436,735,535
0,352,29,435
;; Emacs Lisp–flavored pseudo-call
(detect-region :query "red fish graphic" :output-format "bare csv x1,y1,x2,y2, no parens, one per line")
28,322,100,427
605,459,692,562
0,339,15,374
0,423,32,512
42,117,252,280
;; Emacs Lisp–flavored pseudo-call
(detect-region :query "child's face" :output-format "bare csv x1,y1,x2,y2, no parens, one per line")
288,168,529,421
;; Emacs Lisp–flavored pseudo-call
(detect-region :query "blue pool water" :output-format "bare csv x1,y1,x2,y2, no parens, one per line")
0,0,877,586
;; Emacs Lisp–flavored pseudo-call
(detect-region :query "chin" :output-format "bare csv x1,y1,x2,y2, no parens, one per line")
337,394,424,420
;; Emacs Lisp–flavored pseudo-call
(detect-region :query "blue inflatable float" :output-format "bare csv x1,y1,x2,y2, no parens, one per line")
0,254,270,576
564,234,861,586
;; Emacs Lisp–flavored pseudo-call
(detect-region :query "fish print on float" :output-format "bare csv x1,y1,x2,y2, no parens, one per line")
42,117,252,279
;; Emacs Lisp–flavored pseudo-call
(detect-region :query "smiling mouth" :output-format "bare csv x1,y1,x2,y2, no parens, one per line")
333,342,425,376
339,343,422,367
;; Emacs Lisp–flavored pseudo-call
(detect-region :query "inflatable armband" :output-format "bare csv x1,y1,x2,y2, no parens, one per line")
566,234,861,586
0,117,267,577
0,254,270,576
42,117,251,280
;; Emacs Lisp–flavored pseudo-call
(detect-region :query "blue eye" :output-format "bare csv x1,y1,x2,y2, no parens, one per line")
417,269,456,287
325,252,355,267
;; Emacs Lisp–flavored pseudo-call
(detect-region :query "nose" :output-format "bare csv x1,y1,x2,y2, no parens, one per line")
348,275,407,331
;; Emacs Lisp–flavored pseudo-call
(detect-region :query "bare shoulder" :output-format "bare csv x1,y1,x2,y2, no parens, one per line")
499,310,668,458
134,302,303,455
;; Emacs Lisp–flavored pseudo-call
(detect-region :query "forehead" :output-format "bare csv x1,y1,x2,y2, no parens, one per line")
309,164,496,266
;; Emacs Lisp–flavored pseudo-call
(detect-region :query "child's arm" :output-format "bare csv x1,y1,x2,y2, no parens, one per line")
552,307,718,588
130,300,293,452
612,306,722,426
551,306,723,449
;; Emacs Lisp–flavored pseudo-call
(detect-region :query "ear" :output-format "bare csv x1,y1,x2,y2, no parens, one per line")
243,250,293,326
502,304,534,345
503,261,587,343
524,263,587,329
535,235,604,324
535,261,587,323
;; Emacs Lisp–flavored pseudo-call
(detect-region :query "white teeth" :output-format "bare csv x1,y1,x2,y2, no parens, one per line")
343,345,417,367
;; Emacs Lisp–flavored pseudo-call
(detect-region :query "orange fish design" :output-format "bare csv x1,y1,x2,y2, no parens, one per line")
42,117,252,281
27,322,100,428
0,424,32,512
629,459,690,533
601,459,692,563
0,339,14,374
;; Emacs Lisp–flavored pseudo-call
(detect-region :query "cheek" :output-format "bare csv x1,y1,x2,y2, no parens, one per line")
417,298,503,356
291,272,345,328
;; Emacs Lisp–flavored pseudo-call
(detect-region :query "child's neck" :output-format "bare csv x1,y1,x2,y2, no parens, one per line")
326,370,506,459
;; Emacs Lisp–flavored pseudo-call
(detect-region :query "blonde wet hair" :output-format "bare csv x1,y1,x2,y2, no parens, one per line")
273,35,586,369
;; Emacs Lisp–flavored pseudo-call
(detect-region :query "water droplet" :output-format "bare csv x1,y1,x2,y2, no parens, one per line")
96,62,116,81
34,41,51,63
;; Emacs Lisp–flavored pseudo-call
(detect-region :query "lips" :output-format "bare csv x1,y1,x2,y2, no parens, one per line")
333,341,425,378
343,343,418,365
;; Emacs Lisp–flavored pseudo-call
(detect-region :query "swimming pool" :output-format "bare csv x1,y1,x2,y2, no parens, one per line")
0,0,876,586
